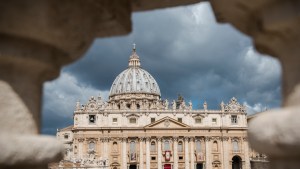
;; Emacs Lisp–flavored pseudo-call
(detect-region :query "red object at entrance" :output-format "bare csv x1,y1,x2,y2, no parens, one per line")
164,164,171,169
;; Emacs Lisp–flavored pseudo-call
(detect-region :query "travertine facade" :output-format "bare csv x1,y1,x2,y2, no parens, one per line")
57,47,250,169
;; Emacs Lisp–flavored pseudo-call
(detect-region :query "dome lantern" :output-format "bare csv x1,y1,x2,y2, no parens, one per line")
128,43,141,68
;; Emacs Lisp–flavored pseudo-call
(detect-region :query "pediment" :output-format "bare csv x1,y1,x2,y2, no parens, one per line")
144,116,190,129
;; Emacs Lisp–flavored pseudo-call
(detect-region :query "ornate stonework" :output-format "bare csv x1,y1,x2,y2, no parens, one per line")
57,46,250,169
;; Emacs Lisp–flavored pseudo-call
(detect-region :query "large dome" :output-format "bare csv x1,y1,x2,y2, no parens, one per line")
109,46,161,97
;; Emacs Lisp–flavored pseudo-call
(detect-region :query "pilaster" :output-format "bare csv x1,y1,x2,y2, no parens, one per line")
146,137,150,169
184,137,190,169
173,137,178,169
190,137,195,169
157,137,162,169
222,137,229,169
122,138,127,169
139,137,144,169
205,137,211,169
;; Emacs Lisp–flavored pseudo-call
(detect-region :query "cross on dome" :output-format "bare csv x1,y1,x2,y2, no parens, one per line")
129,43,140,67
133,43,136,51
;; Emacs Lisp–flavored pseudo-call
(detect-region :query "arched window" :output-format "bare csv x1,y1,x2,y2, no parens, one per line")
178,141,183,152
164,140,170,151
213,141,218,152
232,140,239,152
151,141,156,152
196,140,201,152
137,104,140,109
89,142,95,151
113,142,118,152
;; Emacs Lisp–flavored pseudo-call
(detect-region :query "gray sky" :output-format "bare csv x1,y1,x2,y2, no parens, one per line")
41,2,282,135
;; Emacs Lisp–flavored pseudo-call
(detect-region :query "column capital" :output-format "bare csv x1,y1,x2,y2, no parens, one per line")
222,136,229,141
230,137,241,141
205,136,211,142
139,137,145,142
145,137,151,142
173,137,178,142
121,137,127,142
211,136,221,141
156,137,162,141
86,137,98,142
189,137,195,141
184,137,189,142
78,138,85,142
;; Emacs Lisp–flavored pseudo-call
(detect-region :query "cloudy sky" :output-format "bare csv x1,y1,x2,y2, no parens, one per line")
41,2,282,135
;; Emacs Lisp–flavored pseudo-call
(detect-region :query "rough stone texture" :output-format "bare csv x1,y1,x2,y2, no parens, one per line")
132,0,204,11
0,0,299,168
210,0,300,168
251,161,270,169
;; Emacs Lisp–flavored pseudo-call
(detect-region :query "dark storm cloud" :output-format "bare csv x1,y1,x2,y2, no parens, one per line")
42,3,281,134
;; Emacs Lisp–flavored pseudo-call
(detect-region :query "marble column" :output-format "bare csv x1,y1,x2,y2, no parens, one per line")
139,137,144,169
184,137,190,169
205,137,211,169
222,137,229,169
173,137,178,169
190,137,195,169
146,137,150,169
243,137,251,169
122,138,127,169
157,137,162,169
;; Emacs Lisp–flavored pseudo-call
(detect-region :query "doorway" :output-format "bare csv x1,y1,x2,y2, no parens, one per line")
232,155,242,169
196,163,203,169
164,164,172,169
129,164,137,169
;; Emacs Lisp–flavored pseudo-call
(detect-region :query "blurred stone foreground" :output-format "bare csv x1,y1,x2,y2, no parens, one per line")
0,0,300,169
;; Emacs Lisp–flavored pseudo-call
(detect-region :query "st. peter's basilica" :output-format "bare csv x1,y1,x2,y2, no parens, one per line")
57,45,254,169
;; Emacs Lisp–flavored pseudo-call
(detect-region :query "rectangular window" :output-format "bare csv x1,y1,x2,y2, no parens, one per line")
179,156,183,160
231,115,238,124
89,115,96,124
178,142,183,152
151,118,155,123
164,140,170,151
232,141,239,152
178,118,182,123
196,140,201,152
113,118,118,123
195,118,202,124
151,156,156,160
212,118,217,124
129,118,137,124
64,134,69,139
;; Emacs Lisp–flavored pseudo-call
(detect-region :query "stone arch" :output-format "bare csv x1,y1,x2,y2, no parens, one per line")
178,140,183,152
151,140,156,152
213,141,218,152
232,155,242,169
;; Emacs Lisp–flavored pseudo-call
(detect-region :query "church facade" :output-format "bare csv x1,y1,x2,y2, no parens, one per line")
56,46,250,169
